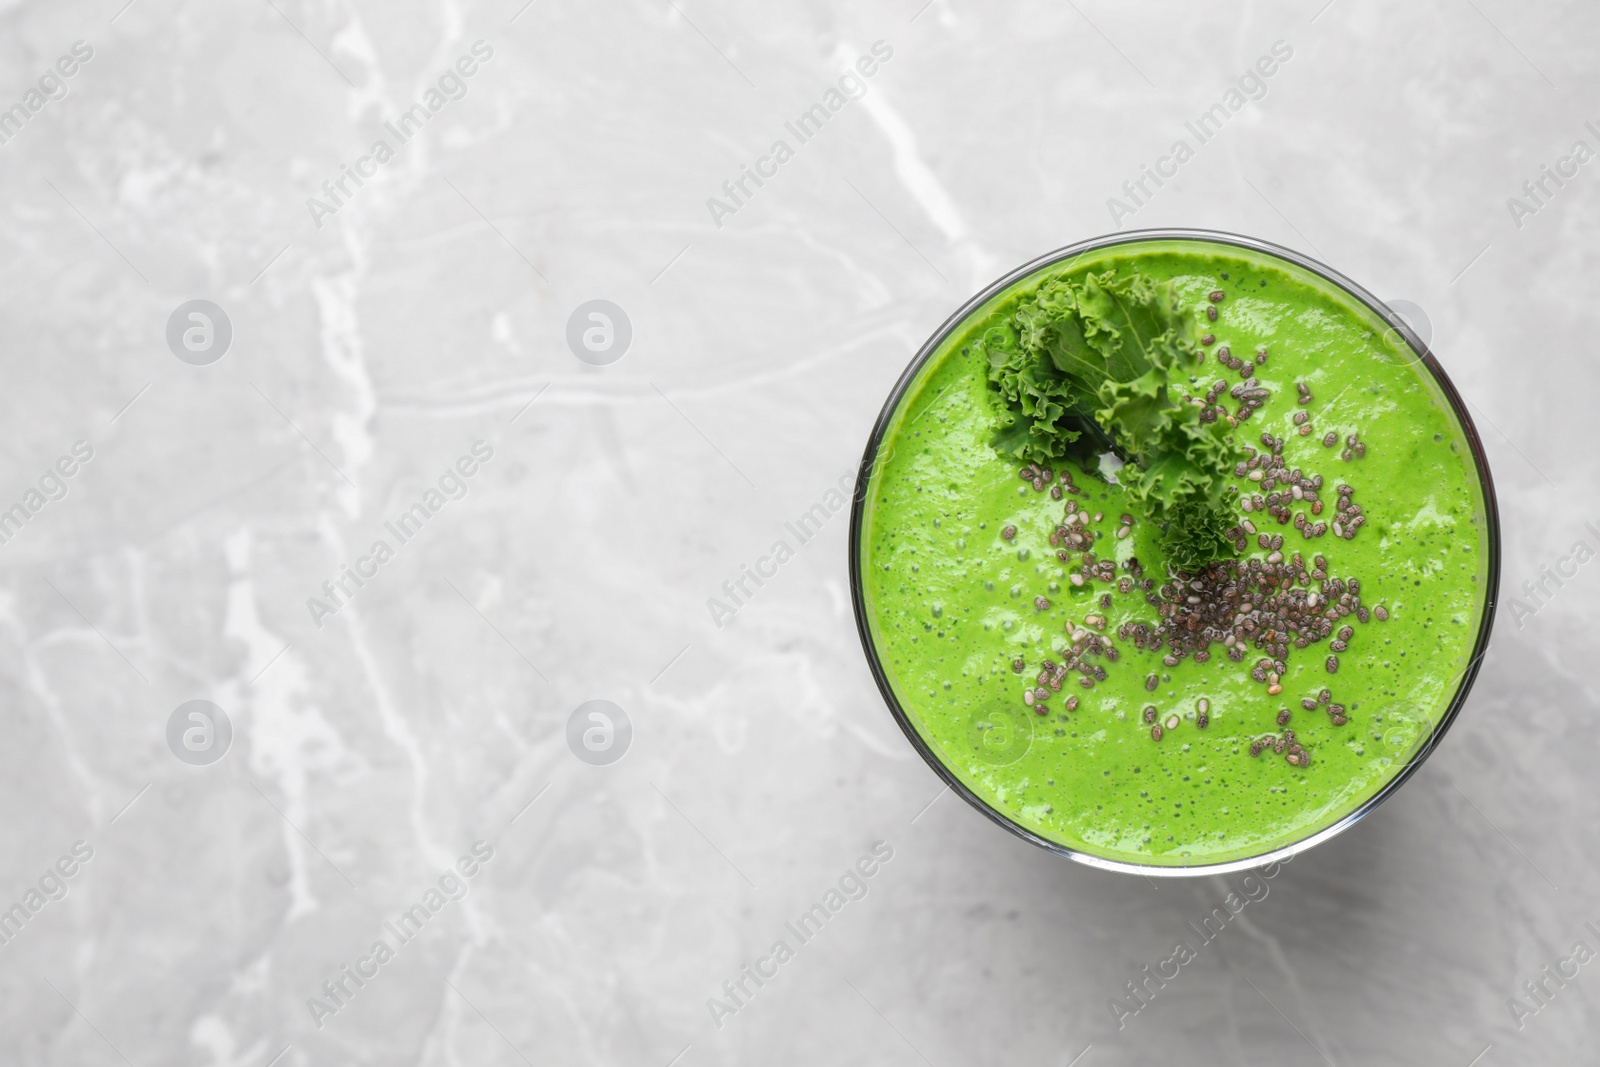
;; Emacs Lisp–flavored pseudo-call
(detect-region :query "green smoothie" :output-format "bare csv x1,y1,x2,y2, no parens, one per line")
858,237,1492,868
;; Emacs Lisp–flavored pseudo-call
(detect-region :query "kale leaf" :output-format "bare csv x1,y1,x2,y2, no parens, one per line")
982,270,1238,572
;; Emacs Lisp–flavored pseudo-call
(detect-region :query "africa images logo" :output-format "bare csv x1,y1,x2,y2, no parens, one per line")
565,300,632,366
166,700,232,766
567,700,632,765
706,842,894,1029
165,300,233,365
306,842,496,1028
0,40,94,148
305,41,495,228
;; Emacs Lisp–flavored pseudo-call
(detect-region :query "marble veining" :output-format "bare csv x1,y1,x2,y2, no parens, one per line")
0,1,1595,1064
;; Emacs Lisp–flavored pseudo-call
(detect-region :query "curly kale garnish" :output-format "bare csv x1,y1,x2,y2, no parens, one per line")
982,270,1237,572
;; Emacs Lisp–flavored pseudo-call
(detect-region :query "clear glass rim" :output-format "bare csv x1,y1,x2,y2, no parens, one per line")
846,227,1503,878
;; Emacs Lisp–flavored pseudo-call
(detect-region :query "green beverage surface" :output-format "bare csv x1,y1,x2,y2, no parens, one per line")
860,239,1491,867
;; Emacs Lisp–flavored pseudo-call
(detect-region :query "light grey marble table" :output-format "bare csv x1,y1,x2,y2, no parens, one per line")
0,1,1594,1064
